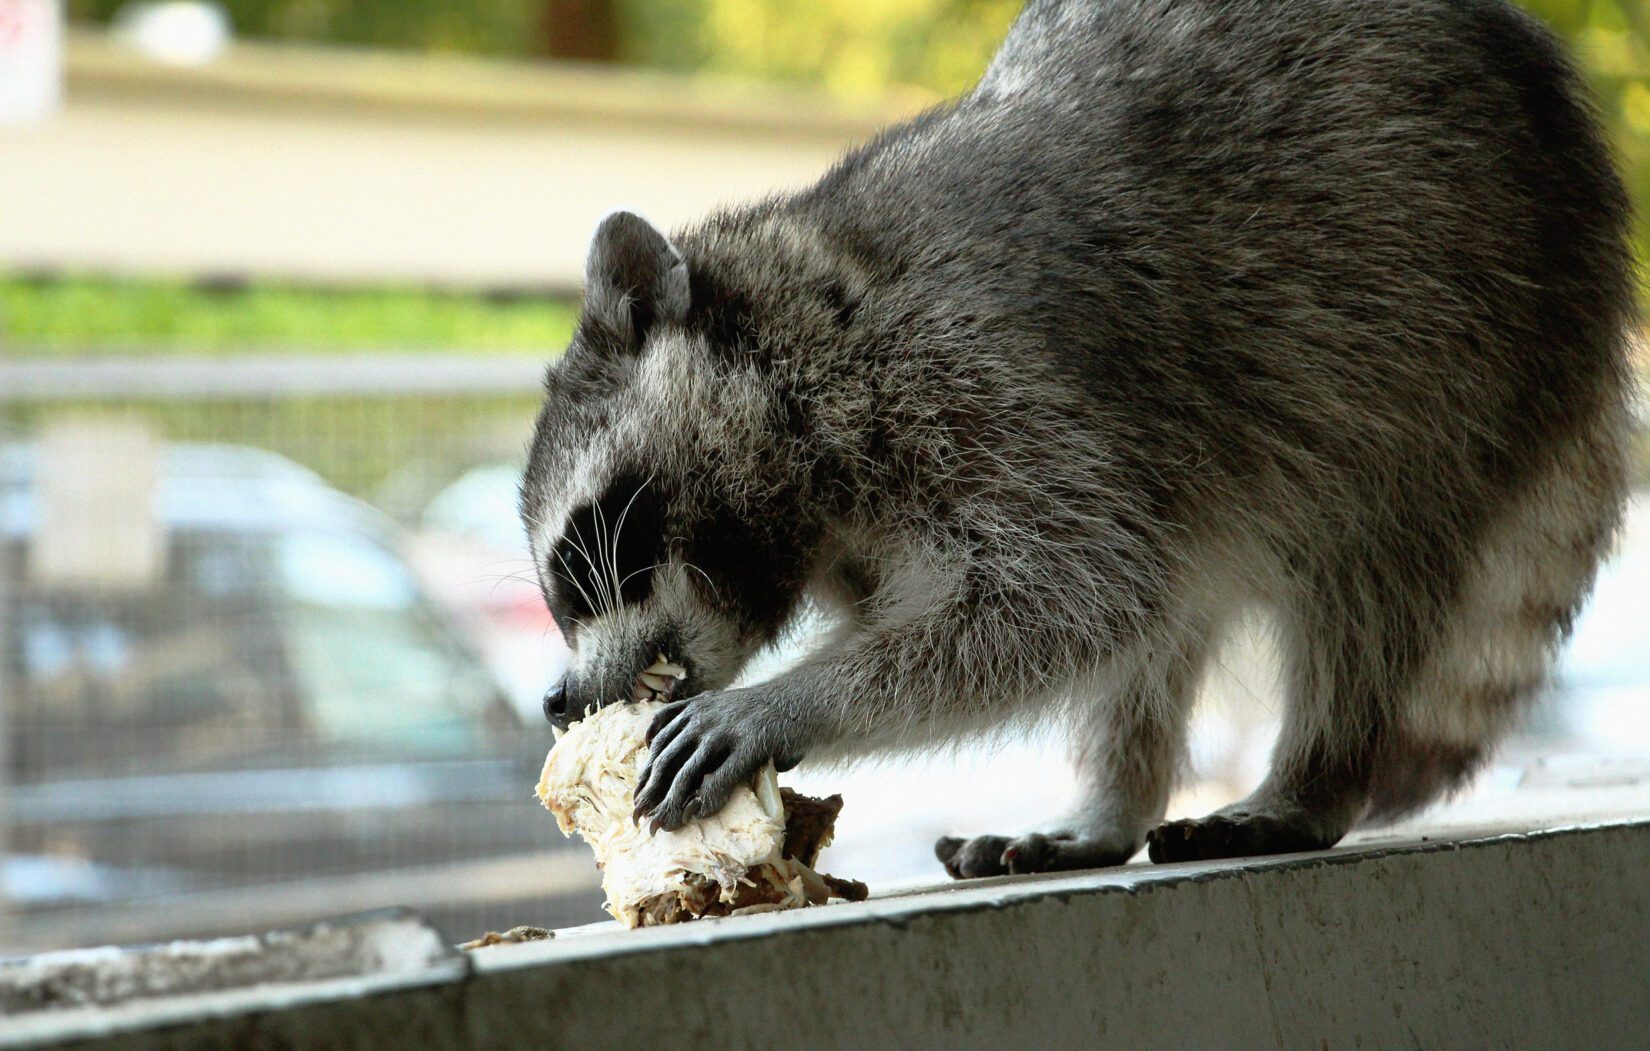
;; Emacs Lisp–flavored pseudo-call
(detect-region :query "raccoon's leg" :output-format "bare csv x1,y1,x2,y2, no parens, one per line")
634,551,1179,833
936,619,1215,878
1150,419,1626,863
1146,569,1396,863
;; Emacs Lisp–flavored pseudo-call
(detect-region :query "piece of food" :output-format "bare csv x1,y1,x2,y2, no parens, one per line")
536,670,867,928
459,926,552,950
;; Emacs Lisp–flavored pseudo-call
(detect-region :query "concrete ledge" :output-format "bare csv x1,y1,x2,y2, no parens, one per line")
7,818,1647,1050
3,36,915,288
64,32,921,138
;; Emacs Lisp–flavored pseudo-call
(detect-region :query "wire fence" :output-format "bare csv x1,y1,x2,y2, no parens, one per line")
3,350,1647,956
0,353,597,954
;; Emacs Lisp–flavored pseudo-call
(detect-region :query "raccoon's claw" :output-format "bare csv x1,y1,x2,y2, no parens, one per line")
937,830,1139,878
643,698,690,748
935,835,1013,879
1146,811,1336,863
632,699,697,821
632,694,773,833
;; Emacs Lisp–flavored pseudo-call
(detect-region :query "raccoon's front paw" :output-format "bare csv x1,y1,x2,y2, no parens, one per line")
630,693,789,833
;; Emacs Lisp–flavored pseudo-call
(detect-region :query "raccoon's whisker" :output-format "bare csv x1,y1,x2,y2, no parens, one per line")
592,486,622,615
589,499,616,619
474,558,543,598
484,572,542,601
616,561,669,594
668,542,719,599
680,560,718,598
554,550,603,624
547,564,584,595
567,515,614,618
607,474,655,605
551,558,597,623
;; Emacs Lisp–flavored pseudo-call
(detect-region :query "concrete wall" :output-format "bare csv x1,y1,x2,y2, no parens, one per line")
9,819,1648,1050
0,35,917,290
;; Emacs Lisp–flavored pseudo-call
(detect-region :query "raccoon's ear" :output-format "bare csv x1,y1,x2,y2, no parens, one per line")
583,211,690,352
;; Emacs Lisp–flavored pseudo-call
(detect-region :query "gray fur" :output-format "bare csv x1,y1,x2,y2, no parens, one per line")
522,0,1636,868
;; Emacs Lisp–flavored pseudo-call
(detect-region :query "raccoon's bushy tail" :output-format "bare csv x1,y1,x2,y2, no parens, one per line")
1363,407,1630,823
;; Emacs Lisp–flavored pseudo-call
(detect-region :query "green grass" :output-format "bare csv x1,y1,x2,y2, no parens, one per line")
0,275,579,355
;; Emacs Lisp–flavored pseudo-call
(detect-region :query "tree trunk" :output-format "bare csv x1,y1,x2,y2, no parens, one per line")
539,0,619,63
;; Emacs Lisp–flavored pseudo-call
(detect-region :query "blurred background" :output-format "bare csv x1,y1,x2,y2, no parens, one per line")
0,0,1646,954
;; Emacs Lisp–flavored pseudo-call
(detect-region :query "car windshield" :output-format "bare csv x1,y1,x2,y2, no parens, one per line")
273,528,493,757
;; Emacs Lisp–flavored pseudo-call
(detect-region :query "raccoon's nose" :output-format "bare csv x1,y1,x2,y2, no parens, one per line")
543,677,571,727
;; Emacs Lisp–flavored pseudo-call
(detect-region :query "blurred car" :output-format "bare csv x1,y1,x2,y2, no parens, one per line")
0,442,599,953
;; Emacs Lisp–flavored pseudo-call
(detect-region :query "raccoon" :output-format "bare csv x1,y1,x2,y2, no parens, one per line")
520,0,1636,874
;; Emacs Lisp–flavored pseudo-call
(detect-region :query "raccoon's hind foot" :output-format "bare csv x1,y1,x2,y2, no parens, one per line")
1145,807,1344,864
935,830,1137,879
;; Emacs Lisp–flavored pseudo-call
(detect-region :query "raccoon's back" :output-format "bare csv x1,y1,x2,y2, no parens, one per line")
808,0,1632,500
945,0,1633,359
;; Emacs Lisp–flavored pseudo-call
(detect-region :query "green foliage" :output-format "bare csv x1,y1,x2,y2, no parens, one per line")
1520,0,1650,265
0,276,578,354
618,0,1019,98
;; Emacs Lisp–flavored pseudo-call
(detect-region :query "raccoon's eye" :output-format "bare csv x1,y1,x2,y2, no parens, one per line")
548,472,668,621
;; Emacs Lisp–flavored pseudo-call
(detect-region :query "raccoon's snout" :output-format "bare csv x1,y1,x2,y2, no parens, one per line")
543,675,576,730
